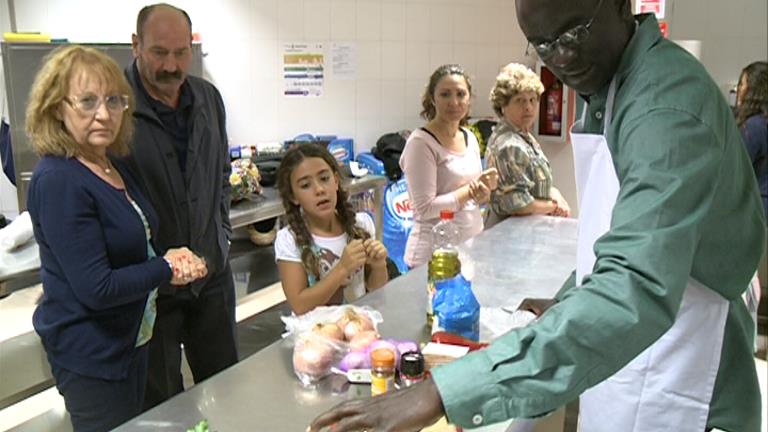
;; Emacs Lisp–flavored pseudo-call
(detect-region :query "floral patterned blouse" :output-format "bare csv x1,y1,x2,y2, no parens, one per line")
484,119,553,217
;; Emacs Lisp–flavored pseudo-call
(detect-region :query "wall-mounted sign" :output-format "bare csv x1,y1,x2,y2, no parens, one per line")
283,42,325,97
658,21,669,37
635,0,665,19
330,42,356,80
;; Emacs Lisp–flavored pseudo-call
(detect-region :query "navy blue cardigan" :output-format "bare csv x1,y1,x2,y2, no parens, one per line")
28,156,172,380
741,114,767,220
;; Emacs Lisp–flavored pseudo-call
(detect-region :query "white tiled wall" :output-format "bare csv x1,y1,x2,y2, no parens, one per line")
0,0,766,215
664,0,768,92
1,0,529,146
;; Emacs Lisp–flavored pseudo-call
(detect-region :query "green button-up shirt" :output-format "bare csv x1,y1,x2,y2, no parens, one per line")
432,14,765,431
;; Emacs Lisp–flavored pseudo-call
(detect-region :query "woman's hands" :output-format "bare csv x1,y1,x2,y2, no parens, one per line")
479,167,499,190
164,247,208,286
468,168,499,204
548,187,571,218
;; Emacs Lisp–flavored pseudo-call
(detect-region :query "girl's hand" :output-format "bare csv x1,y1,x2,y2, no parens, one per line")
339,239,367,275
363,239,388,267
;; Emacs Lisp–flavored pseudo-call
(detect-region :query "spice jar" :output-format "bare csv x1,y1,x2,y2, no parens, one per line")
370,348,395,396
398,351,425,388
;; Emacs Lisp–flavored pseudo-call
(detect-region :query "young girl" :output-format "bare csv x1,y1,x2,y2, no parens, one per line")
275,144,389,315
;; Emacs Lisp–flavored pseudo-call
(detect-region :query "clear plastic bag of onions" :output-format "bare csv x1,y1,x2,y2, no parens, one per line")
283,305,383,387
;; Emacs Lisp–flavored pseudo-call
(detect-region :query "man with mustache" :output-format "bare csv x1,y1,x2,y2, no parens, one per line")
308,0,765,431
123,3,238,409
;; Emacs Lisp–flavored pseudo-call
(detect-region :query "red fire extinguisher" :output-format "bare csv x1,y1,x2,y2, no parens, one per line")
544,80,562,135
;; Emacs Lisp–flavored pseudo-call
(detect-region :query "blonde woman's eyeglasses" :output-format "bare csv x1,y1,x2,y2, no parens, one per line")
65,94,129,115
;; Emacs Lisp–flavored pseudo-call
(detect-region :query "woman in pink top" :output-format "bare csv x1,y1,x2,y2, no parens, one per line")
400,64,498,267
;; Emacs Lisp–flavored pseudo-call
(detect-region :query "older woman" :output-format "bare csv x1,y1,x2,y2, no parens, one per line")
25,45,206,432
485,63,570,227
399,64,498,268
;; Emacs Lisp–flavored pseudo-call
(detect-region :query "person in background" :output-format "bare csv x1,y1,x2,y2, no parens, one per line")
275,144,388,315
735,60,767,352
308,0,765,431
485,62,571,228
25,45,206,432
400,64,499,268
735,61,767,220
123,3,238,409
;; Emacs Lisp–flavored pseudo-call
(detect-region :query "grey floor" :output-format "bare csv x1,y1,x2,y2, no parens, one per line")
229,239,292,360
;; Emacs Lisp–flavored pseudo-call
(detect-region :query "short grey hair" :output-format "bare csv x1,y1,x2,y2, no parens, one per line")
490,63,544,118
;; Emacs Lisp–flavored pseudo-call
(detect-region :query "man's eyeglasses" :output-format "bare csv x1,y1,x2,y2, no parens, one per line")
65,94,130,115
526,0,605,60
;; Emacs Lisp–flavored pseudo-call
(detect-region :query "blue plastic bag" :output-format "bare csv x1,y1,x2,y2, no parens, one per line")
382,178,413,274
433,274,480,341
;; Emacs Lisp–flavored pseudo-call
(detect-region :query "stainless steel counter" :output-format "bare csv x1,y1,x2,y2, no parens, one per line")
0,241,40,297
114,216,578,431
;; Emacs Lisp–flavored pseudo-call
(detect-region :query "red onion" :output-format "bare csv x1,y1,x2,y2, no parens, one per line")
338,350,371,372
395,340,419,357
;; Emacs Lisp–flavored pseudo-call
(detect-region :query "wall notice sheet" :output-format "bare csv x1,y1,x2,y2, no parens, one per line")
330,42,356,80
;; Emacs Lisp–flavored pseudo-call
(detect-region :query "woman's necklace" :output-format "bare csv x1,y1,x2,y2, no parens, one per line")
80,155,114,175
102,160,113,175
93,158,113,175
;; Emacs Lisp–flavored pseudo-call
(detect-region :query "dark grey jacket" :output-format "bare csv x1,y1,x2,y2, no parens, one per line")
124,63,231,296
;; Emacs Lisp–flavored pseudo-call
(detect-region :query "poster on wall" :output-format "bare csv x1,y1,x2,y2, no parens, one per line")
283,42,325,97
635,0,665,19
330,42,356,80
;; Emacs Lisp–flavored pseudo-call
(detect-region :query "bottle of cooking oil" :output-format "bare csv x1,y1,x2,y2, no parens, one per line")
426,210,461,326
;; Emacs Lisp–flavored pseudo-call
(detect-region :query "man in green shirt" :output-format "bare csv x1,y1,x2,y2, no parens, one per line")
308,1,765,431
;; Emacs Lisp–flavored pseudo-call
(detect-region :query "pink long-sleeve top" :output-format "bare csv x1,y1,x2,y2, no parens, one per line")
399,127,484,267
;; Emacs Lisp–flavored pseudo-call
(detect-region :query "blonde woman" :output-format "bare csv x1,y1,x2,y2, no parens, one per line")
25,45,205,432
485,63,570,228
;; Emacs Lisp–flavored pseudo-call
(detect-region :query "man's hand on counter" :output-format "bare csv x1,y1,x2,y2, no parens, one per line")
307,378,445,432
518,297,557,317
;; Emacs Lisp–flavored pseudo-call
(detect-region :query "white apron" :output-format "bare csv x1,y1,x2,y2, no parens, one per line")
571,79,730,432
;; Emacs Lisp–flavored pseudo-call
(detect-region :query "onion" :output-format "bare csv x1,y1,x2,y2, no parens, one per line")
293,339,334,378
312,322,344,342
349,330,380,351
338,350,371,372
336,308,375,340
